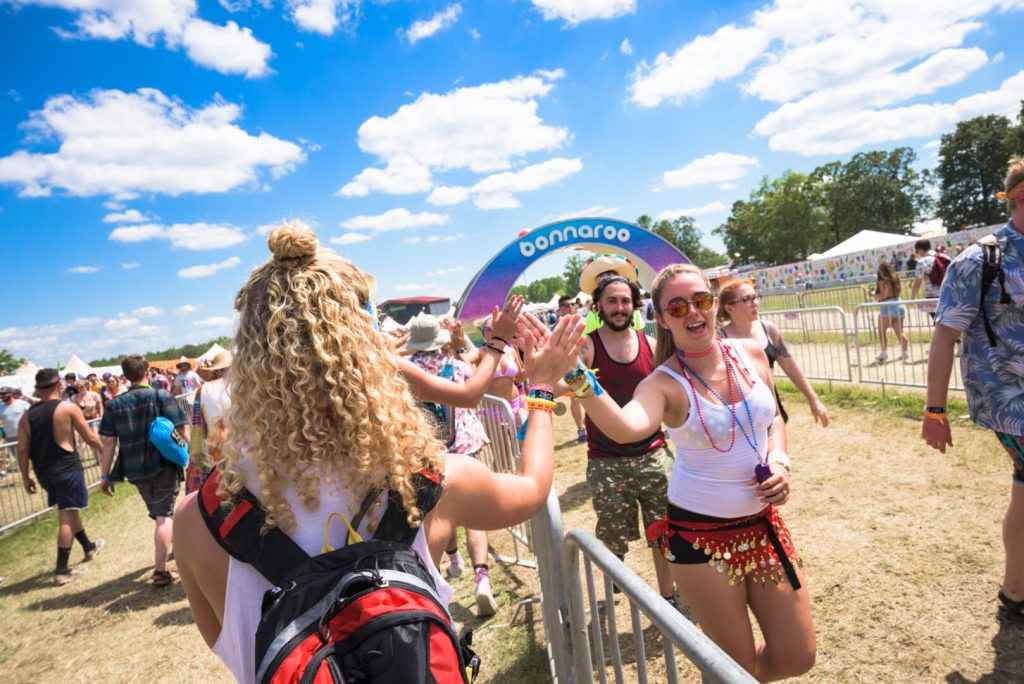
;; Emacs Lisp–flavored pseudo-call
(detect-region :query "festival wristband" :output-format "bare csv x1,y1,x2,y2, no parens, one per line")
529,390,554,402
767,449,791,474
530,383,553,394
526,398,555,413
924,405,946,414
101,475,109,480
924,411,948,421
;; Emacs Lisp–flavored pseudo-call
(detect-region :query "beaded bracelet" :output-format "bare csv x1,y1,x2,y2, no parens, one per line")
529,389,554,402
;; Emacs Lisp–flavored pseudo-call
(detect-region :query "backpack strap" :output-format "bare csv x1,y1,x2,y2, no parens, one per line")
978,234,1010,347
375,468,445,545
197,469,309,587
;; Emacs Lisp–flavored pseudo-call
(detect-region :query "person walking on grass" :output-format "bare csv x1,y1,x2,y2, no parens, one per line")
98,354,189,587
872,261,909,363
16,369,104,585
922,155,1024,624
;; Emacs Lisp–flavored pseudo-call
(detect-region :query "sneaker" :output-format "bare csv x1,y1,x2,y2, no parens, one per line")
150,569,179,587
898,351,909,362
446,552,464,579
876,352,888,363
577,428,586,443
475,576,498,617
54,567,87,586
84,538,105,562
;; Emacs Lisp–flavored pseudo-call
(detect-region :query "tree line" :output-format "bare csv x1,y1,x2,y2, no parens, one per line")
89,336,233,366
715,104,1024,265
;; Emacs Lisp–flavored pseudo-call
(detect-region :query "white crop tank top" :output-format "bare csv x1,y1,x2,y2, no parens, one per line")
212,458,453,683
657,342,777,519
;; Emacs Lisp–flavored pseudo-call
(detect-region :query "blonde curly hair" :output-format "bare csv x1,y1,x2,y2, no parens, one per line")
217,221,446,532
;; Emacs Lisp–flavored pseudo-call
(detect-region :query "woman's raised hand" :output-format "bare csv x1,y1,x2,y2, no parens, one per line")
491,295,525,342
521,314,584,386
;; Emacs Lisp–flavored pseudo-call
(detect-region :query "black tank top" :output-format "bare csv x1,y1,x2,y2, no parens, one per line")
27,400,82,475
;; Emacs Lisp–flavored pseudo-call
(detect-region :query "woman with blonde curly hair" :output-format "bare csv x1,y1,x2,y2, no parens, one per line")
173,222,583,683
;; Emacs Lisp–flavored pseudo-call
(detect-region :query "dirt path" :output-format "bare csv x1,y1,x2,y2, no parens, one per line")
0,398,1020,682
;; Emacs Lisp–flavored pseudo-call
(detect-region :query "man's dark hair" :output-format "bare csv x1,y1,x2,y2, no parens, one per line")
914,239,931,252
558,295,572,307
593,275,642,309
36,368,60,389
122,354,149,382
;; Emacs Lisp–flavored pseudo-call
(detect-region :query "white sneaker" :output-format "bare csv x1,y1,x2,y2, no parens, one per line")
876,352,888,363
898,351,909,362
445,552,464,579
475,576,498,617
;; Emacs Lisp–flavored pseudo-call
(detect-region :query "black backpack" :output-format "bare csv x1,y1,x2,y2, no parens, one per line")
978,234,1012,347
198,468,480,684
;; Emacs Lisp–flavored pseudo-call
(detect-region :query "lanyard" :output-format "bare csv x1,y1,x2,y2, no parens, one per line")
677,341,759,458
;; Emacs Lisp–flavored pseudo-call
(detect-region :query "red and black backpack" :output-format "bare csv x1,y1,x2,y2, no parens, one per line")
199,468,480,684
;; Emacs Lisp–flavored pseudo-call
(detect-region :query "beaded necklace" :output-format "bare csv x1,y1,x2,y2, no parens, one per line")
676,340,758,456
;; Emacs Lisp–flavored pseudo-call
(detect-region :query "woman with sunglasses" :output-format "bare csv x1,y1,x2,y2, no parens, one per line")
717,279,829,427
542,263,816,682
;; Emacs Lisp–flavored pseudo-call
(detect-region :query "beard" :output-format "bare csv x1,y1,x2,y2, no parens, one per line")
598,308,632,332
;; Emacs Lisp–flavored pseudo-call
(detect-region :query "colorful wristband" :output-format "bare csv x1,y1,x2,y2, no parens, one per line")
924,405,946,414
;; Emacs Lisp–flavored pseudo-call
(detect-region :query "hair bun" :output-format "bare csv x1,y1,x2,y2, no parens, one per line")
269,220,318,261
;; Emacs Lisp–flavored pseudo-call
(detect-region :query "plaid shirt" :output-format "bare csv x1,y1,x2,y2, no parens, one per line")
98,384,187,483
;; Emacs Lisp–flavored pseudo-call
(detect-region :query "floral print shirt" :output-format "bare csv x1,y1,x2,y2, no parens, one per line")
935,221,1024,435
408,351,490,455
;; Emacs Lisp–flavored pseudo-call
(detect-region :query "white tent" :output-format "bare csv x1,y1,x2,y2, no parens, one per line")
91,364,122,378
0,374,35,393
15,360,39,377
197,343,227,364
380,316,405,333
808,230,917,260
63,354,95,377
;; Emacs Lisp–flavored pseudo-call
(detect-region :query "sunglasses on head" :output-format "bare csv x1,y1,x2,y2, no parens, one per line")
664,292,714,318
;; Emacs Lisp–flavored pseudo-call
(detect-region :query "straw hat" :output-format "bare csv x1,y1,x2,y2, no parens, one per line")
176,355,193,370
579,254,639,295
198,351,232,381
405,314,450,352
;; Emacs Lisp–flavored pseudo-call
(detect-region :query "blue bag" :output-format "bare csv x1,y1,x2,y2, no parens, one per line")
149,416,189,468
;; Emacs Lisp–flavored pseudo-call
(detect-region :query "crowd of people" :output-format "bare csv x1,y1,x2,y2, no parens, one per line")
5,156,1022,682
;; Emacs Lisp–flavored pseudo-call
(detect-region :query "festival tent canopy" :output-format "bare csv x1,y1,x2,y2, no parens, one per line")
808,230,917,260
15,360,39,377
380,316,404,333
62,354,95,377
197,343,227,364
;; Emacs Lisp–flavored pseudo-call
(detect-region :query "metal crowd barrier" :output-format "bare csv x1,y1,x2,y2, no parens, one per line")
563,529,756,684
759,306,854,386
758,284,870,313
475,394,533,567
1,418,104,534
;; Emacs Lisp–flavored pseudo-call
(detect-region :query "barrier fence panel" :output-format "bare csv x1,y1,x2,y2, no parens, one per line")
759,306,853,385
475,394,532,567
563,529,756,684
757,291,802,312
799,284,871,312
852,299,964,394
1,418,104,534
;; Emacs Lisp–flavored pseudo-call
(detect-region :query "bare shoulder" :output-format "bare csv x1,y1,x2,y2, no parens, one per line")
579,334,595,365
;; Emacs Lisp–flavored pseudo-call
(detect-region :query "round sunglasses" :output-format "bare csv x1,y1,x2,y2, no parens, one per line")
663,292,714,317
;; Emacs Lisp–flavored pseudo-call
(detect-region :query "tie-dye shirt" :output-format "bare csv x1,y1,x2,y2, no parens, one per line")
935,221,1024,435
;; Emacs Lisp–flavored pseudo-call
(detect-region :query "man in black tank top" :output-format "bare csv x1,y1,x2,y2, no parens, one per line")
16,368,105,585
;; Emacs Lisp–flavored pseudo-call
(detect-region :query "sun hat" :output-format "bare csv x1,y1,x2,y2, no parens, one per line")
176,355,192,370
579,254,639,295
405,314,451,352
198,351,232,381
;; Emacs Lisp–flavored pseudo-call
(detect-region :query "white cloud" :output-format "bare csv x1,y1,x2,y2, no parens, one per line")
923,139,941,149
177,256,242,279
330,232,373,246
176,304,201,315
627,0,1024,155
105,314,140,331
0,89,304,198
405,4,461,44
193,316,235,329
340,208,450,232
103,209,150,223
132,306,164,317
427,157,583,209
68,265,99,274
394,282,441,292
718,183,737,190
342,70,569,198
288,0,357,35
425,266,465,276
182,19,273,78
121,262,141,269
662,153,759,189
619,38,633,55
16,0,272,76
426,185,473,206
103,200,124,210
109,222,248,250
547,204,621,222
469,27,481,40
654,202,729,222
531,0,636,25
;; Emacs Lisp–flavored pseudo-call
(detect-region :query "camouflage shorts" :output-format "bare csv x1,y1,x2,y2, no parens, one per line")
585,446,673,556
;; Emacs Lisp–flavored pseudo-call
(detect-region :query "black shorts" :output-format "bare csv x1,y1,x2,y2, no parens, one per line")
39,468,89,510
136,468,181,520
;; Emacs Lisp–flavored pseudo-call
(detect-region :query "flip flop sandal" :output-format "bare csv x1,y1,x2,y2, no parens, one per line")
997,591,1024,624
150,570,179,587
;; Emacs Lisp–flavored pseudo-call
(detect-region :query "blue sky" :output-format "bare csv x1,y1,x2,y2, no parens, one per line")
1,0,1022,365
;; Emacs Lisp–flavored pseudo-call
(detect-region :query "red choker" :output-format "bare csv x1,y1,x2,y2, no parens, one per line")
675,342,716,359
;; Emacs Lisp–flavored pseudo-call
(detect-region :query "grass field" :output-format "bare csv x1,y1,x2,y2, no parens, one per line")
1,384,1021,683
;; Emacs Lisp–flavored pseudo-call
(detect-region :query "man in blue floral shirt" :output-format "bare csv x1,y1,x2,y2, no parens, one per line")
922,155,1024,624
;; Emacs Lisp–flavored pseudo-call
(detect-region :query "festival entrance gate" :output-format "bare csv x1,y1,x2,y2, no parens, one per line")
455,217,690,321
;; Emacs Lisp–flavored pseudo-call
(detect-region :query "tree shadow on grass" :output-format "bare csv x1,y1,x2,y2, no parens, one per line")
24,565,184,613
558,479,592,515
945,616,1024,683
154,605,195,628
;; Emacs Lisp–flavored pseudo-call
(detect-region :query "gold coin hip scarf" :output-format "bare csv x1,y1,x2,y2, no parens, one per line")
646,505,802,590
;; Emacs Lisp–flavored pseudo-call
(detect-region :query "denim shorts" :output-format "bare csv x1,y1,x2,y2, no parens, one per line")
879,297,905,319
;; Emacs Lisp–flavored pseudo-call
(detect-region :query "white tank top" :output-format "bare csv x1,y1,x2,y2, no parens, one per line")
200,379,231,424
658,342,777,519
212,458,453,683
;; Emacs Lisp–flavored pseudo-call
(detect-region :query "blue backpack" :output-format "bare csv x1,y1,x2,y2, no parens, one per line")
149,415,189,467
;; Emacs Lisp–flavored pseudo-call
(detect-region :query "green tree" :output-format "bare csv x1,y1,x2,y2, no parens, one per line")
638,214,727,268
937,114,1015,230
525,276,567,303
561,253,587,294
89,336,233,366
510,284,529,298
0,348,26,375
